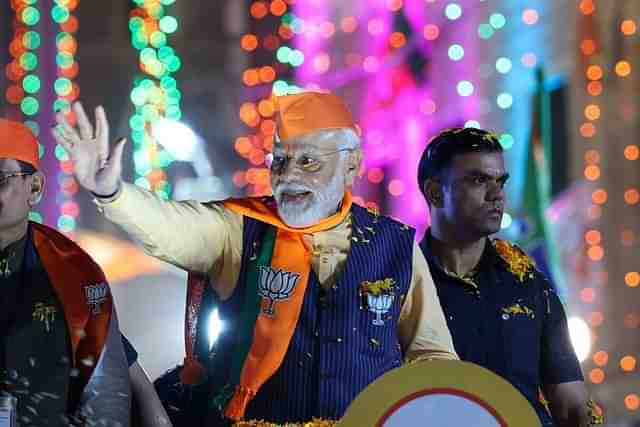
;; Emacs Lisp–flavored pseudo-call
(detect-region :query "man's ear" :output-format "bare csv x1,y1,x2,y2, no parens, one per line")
28,172,45,206
424,178,444,208
344,148,362,187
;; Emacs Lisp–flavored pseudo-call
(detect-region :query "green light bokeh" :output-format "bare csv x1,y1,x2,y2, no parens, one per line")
22,7,41,26
131,87,147,106
54,78,73,96
478,23,494,39
130,114,146,131
160,76,176,90
165,55,181,72
56,52,75,69
489,13,506,29
20,52,38,71
23,75,41,94
129,17,144,32
159,16,178,34
22,31,41,49
51,5,70,23
53,99,71,112
55,144,70,160
21,96,40,116
150,31,167,48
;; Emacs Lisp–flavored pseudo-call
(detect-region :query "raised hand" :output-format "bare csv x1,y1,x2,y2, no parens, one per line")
52,102,126,197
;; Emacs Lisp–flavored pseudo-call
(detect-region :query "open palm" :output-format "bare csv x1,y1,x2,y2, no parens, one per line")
52,102,126,196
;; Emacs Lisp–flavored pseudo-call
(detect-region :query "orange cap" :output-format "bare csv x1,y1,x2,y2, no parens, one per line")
0,118,39,169
275,92,360,141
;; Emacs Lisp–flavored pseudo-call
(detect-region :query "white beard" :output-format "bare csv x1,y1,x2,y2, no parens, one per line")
274,171,345,228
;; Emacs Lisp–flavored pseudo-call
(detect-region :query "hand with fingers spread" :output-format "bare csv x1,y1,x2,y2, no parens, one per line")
52,102,127,197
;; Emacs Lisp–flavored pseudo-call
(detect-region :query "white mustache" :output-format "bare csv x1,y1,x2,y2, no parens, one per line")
274,183,314,199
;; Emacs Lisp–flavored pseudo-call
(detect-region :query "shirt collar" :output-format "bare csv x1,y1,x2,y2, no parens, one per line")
420,228,505,286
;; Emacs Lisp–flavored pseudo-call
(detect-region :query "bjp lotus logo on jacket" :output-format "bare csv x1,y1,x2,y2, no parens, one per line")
258,266,299,317
84,282,108,315
359,278,396,326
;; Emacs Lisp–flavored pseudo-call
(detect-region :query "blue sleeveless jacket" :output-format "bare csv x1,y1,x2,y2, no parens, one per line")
209,204,415,423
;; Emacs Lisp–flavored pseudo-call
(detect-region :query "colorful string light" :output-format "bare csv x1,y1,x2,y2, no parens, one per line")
234,0,301,196
52,0,81,232
6,0,43,223
128,0,182,200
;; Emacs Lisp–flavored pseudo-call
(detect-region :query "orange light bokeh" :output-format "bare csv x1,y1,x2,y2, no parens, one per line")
389,32,407,49
625,272,640,288
232,170,248,188
592,350,609,367
584,149,600,164
258,66,276,83
584,104,601,120
615,60,632,77
586,65,603,80
270,0,287,17
624,145,639,160
240,34,259,52
587,81,602,96
580,39,596,55
589,311,604,327
257,99,275,117
580,122,596,138
588,368,605,384
621,19,637,36
263,34,280,51
591,189,608,205
625,394,640,411
584,165,600,181
620,356,637,372
260,120,276,137
624,188,639,205
585,230,602,246
579,0,595,15
587,246,604,261
621,230,635,247
242,69,260,86
250,1,268,19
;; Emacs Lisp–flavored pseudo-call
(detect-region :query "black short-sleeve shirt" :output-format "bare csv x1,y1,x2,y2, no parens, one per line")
420,231,583,426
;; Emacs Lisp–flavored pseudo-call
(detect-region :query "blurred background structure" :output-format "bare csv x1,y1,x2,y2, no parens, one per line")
1,0,638,425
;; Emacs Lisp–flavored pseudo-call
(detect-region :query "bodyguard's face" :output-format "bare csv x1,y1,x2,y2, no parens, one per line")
0,159,34,232
440,151,508,238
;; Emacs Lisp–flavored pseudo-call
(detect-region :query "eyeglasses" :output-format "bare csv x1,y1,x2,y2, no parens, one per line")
0,171,33,187
266,148,353,174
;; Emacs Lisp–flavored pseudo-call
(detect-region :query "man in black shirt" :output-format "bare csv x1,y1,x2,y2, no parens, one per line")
0,118,130,426
416,128,596,427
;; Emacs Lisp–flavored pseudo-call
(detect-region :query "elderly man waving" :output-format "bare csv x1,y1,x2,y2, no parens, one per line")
53,92,456,426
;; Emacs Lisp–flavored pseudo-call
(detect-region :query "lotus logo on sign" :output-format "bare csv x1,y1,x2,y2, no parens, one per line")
258,266,299,317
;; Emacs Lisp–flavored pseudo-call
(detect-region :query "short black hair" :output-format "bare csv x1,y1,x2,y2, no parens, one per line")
417,127,503,195
17,160,37,175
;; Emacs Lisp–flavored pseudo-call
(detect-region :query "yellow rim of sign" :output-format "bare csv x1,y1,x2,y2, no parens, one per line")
339,360,541,427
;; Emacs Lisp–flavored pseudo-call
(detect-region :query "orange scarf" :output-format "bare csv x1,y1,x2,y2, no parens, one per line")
222,192,352,420
31,222,113,388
